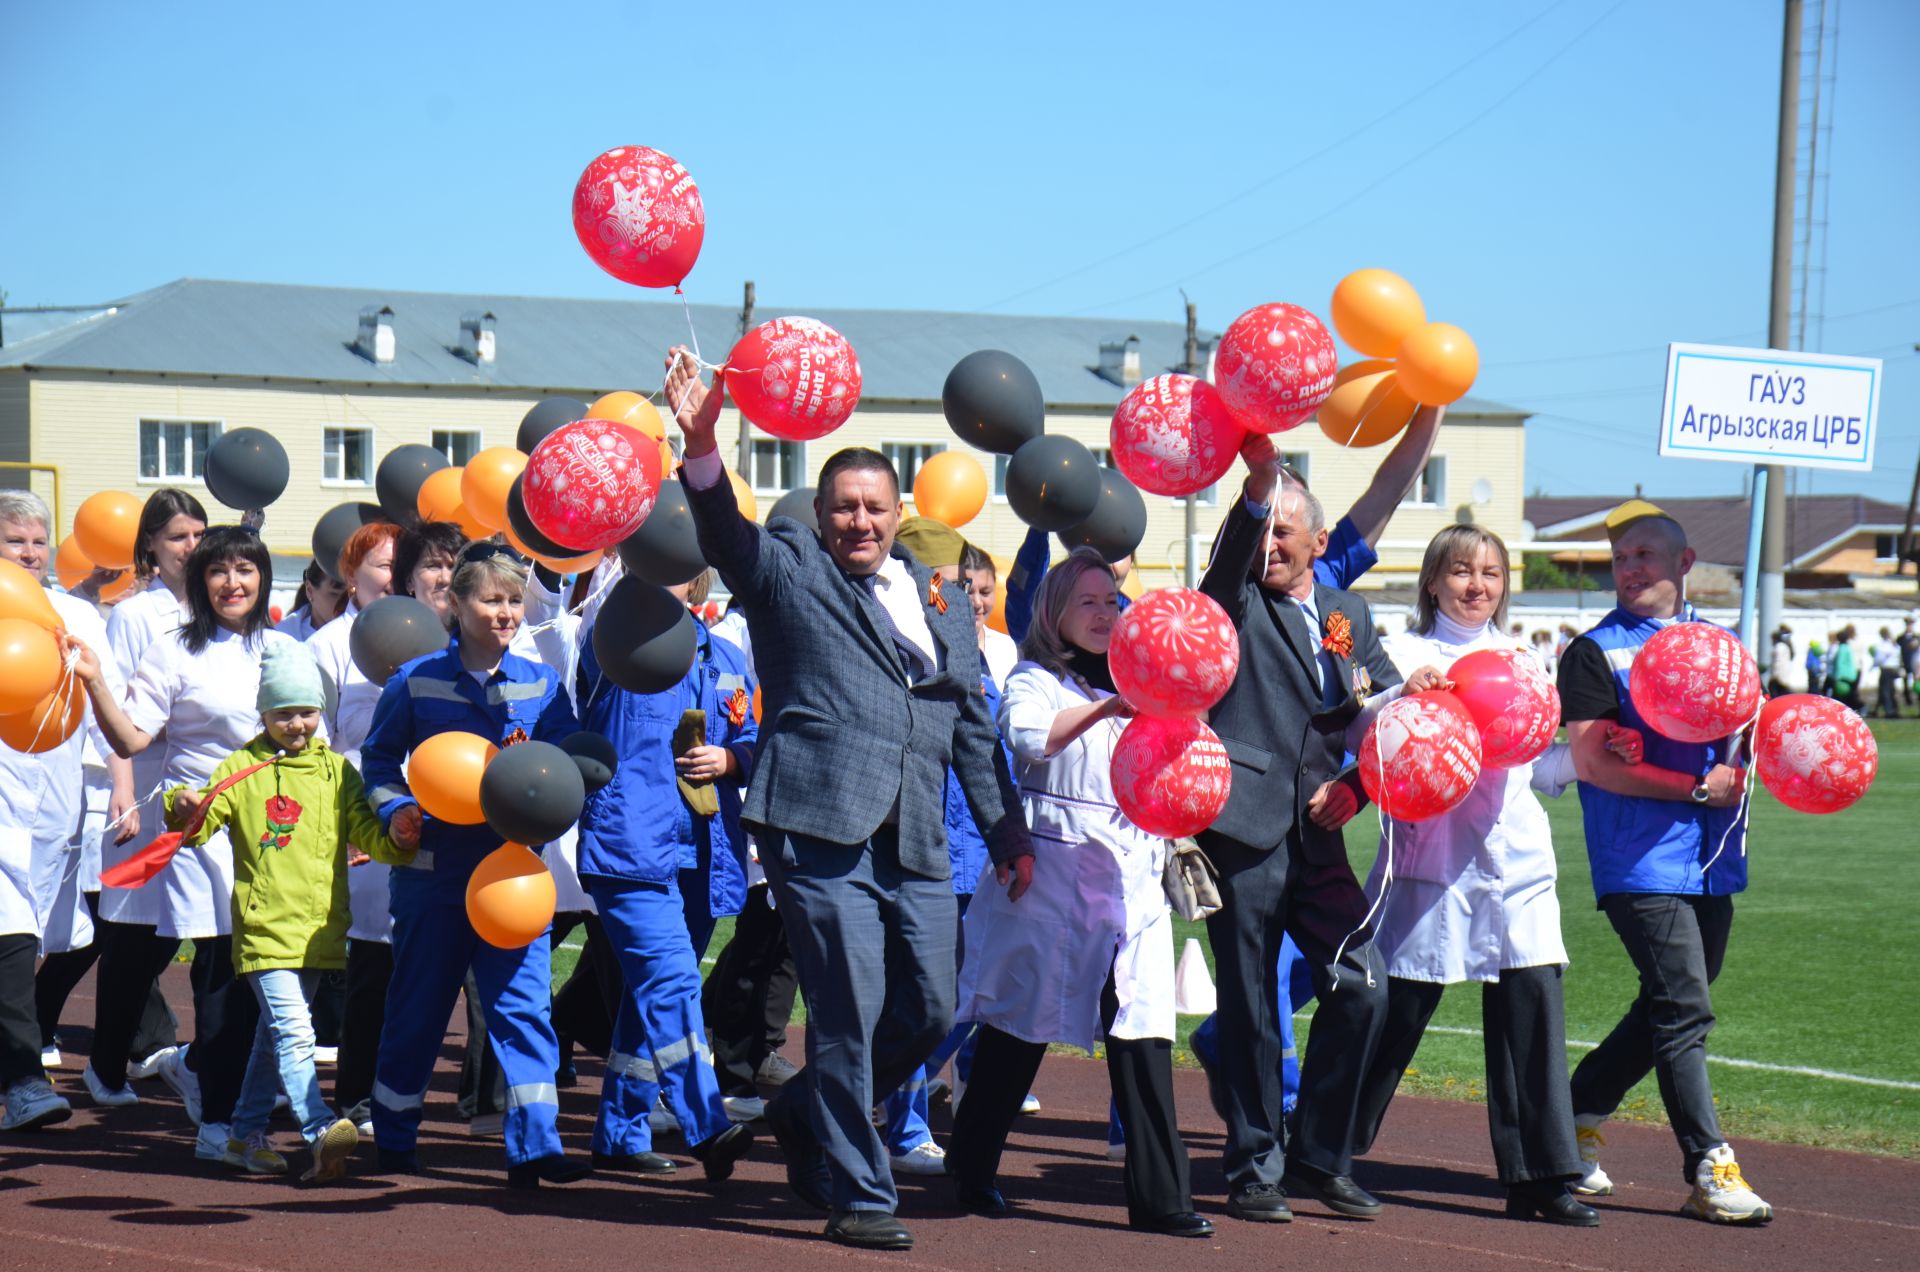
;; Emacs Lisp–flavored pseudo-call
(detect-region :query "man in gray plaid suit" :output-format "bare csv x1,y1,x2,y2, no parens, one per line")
667,349,1032,1251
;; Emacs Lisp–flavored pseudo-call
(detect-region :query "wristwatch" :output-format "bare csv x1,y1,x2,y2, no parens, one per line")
1689,782,1712,804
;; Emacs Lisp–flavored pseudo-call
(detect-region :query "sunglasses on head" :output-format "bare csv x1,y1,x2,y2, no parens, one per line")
458,540,526,568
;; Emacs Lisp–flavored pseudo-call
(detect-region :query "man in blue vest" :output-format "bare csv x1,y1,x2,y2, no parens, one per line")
1555,500,1772,1225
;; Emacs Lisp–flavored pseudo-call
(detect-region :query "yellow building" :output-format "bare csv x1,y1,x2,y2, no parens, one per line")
0,279,1530,587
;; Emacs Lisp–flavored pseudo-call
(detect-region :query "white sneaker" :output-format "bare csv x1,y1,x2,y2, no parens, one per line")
890,1141,948,1175
1573,1114,1613,1196
158,1047,202,1124
1019,1092,1042,1115
1684,1144,1773,1224
313,1046,339,1065
302,1117,359,1183
224,1131,288,1176
2,1079,73,1131
648,1103,681,1136
83,1064,139,1108
196,1122,234,1161
127,1045,179,1081
468,1112,504,1138
40,1045,61,1070
723,1095,765,1123
341,1101,373,1137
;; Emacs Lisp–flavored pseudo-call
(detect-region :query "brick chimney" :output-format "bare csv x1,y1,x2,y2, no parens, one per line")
356,305,395,364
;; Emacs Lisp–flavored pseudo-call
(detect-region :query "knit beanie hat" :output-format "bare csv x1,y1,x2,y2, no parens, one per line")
257,642,327,714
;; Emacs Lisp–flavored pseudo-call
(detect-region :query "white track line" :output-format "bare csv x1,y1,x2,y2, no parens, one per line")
1417,1024,1920,1091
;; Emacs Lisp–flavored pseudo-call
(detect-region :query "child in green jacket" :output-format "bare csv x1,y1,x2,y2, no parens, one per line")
167,642,418,1181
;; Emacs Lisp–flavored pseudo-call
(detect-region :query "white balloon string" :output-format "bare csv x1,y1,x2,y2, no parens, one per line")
678,293,723,373
1699,701,1765,875
519,558,624,637
103,778,172,834
26,657,80,753
1330,801,1392,992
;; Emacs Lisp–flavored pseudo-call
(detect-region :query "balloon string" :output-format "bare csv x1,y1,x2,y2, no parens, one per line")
519,557,626,638
26,652,81,754
1699,702,1765,876
103,778,173,835
1330,802,1392,992
678,293,724,373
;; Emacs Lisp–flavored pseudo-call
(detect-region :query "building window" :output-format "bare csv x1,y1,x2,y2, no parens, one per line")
883,442,943,495
1875,534,1901,563
323,427,373,485
747,438,804,493
138,420,219,482
432,429,482,465
1401,456,1447,507
992,455,1010,498
1279,451,1310,486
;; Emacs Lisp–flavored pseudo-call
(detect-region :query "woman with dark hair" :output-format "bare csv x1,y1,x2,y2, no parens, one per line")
69,526,303,1169
392,520,469,622
276,561,348,641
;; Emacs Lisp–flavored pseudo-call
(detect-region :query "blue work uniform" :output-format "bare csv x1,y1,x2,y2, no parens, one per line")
360,641,580,1167
576,622,757,1157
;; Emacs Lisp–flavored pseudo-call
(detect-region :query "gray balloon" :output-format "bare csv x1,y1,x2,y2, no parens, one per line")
517,397,589,454
591,576,698,695
1005,435,1102,531
942,350,1045,454
767,486,818,532
1058,467,1148,563
617,479,705,587
312,502,389,581
559,731,618,794
348,594,450,687
204,428,290,511
481,740,587,847
375,444,450,524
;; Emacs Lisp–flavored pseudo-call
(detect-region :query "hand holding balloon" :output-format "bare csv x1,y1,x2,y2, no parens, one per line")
665,346,724,458
390,805,423,850
1239,433,1282,503
1401,665,1452,694
110,792,140,845
994,852,1034,903
1307,779,1360,831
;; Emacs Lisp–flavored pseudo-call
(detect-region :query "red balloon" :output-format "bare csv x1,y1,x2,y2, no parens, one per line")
1108,588,1240,719
572,146,705,289
1628,622,1761,744
1359,691,1483,821
722,317,863,442
1754,694,1877,814
1213,303,1339,434
1108,374,1247,498
523,419,663,553
1447,647,1560,769
1110,716,1233,839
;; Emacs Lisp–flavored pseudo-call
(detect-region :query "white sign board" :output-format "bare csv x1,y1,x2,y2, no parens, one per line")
1658,342,1882,472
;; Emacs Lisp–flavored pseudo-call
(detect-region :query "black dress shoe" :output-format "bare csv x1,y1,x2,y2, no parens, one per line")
1226,1182,1293,1222
1132,1210,1215,1238
1282,1166,1382,1218
591,1150,678,1175
692,1121,756,1182
825,1210,914,1250
954,1182,1010,1216
763,1092,832,1211
375,1148,421,1176
506,1155,594,1190
1507,1181,1601,1227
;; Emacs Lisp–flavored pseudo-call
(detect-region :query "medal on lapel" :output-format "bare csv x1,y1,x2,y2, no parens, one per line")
1352,665,1373,700
927,572,949,615
502,727,529,748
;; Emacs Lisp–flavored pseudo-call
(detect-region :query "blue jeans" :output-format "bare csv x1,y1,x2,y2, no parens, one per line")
233,969,335,1144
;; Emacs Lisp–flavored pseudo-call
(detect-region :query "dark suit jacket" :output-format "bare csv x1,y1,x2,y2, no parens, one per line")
685,470,1029,879
1198,496,1401,858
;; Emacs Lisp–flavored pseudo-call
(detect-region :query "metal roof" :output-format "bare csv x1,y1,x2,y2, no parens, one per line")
1525,493,1912,569
0,278,1527,416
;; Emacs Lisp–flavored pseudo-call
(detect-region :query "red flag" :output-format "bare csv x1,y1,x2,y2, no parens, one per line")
100,756,280,890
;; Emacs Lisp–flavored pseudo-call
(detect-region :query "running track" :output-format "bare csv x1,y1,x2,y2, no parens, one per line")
3,965,1914,1271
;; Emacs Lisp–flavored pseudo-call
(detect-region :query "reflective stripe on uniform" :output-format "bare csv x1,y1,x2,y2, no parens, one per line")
506,1081,559,1110
373,1079,425,1111
370,784,410,806
1604,646,1638,673
399,849,435,871
651,1033,714,1071
408,677,468,704
606,1050,659,1082
488,681,546,705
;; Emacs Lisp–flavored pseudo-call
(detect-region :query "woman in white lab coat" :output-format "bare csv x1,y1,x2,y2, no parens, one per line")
1344,525,1597,1226
948,548,1210,1240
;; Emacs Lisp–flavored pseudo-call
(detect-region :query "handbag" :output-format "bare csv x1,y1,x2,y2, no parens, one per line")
1162,836,1221,922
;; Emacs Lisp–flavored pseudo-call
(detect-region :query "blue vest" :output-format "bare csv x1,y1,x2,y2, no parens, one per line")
1576,606,1748,901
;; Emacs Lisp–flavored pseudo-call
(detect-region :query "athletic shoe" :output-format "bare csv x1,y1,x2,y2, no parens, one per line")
157,1047,202,1124
224,1132,288,1176
755,1052,800,1087
723,1095,765,1123
83,1064,138,1108
1573,1115,1613,1196
468,1112,503,1138
302,1117,359,1183
890,1141,948,1175
1683,1145,1773,1225
195,1122,234,1161
2,1079,73,1131
649,1103,681,1136
127,1045,179,1081
1019,1092,1042,1115
40,1045,61,1070
312,1046,339,1065
340,1100,373,1137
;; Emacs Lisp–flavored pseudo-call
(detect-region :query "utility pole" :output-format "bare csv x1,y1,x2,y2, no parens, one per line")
734,280,756,475
1753,0,1800,655
1182,296,1200,587
1900,439,1920,579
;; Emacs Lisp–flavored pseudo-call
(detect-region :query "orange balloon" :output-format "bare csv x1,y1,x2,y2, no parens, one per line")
408,730,498,825
461,448,528,532
751,683,762,724
0,675,85,753
986,552,1013,635
1317,359,1420,448
99,570,138,604
54,538,94,591
465,843,557,948
73,492,143,572
0,618,64,716
1396,323,1480,406
727,469,759,523
588,391,668,442
912,451,988,528
500,524,604,575
0,562,60,632
417,466,492,539
1331,268,1427,358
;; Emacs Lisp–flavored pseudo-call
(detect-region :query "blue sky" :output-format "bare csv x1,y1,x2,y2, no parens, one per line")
5,0,1917,507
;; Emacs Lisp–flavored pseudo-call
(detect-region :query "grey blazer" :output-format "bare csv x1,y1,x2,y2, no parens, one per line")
686,472,1030,879
1198,497,1401,858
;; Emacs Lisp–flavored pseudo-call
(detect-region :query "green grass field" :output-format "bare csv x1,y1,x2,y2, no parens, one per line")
554,719,1920,1158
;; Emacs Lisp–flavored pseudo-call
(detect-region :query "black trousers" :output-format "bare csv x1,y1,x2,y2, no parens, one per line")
188,935,261,1128
89,920,183,1089
1352,967,1583,1185
948,972,1194,1224
457,972,505,1120
334,939,393,1112
0,934,45,1085
703,883,800,1097
310,969,347,1048
550,911,621,1061
1570,892,1733,1180
35,892,176,1054
1199,829,1388,1189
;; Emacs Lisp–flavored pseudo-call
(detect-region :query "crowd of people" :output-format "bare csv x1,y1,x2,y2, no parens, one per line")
1770,619,1920,717
0,349,1778,1249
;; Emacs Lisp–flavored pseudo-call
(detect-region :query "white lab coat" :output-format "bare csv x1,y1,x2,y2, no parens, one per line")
1356,622,1568,984
99,580,184,928
957,662,1173,1050
308,602,403,941
980,627,1018,689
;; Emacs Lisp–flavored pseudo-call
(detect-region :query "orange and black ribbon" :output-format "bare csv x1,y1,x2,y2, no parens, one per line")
725,687,750,727
927,573,949,615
